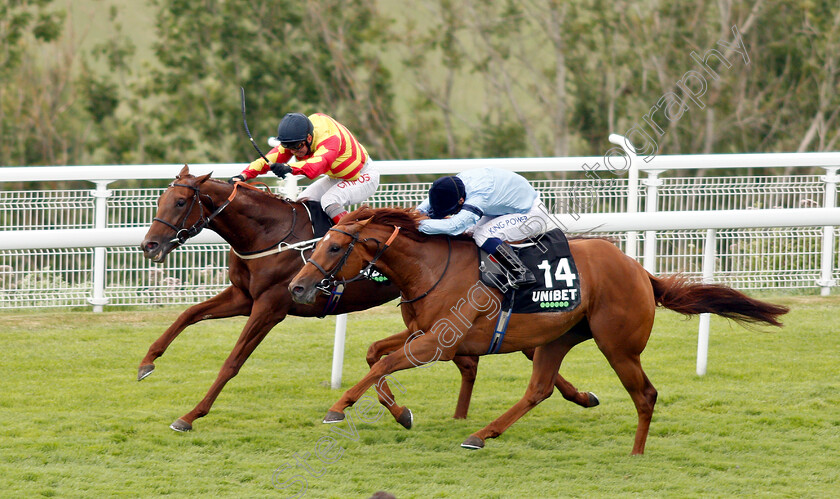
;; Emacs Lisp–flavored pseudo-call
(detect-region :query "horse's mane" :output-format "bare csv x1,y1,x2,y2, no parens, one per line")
340,206,434,242
200,176,295,203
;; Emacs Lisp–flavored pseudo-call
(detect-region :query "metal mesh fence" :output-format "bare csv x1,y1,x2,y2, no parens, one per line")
658,175,825,211
0,248,93,307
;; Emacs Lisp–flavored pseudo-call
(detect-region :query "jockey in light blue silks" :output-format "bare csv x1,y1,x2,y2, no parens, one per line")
416,167,554,288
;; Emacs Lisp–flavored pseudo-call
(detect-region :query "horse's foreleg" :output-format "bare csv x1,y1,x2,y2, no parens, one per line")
462,339,567,450
365,333,480,424
452,355,479,419
138,285,252,381
364,329,414,427
169,299,286,432
324,335,456,428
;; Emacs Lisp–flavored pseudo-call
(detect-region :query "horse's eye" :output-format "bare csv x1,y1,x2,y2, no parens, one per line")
329,243,341,253
176,199,186,207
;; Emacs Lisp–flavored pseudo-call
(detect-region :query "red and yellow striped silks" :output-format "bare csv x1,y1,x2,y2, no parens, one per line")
241,113,368,181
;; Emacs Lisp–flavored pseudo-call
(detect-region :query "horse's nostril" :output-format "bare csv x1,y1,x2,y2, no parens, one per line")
144,241,159,252
291,285,303,296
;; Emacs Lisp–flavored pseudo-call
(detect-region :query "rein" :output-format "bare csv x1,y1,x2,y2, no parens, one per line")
399,237,451,305
152,180,299,253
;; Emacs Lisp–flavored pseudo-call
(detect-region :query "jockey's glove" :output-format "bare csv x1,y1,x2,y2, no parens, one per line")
228,174,246,184
270,162,292,179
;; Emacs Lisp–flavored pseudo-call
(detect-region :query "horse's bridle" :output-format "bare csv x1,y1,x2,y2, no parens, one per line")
306,226,400,293
306,225,452,304
152,181,298,253
152,182,218,248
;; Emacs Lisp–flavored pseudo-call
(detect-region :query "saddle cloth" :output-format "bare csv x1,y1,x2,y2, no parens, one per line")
479,229,581,314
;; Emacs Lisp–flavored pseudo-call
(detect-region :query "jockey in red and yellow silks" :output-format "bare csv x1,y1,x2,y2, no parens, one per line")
239,113,369,181
232,112,378,223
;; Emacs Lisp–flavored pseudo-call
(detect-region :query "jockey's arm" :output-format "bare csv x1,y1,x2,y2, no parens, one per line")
416,198,431,214
418,210,481,236
240,147,292,180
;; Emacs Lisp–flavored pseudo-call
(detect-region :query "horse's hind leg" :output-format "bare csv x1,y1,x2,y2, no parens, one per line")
138,285,252,381
522,321,599,408
589,312,657,455
452,355,479,419
596,343,657,455
462,338,568,449
522,348,598,408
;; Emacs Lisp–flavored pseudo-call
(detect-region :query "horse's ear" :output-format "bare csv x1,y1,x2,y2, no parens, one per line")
177,164,190,178
356,216,375,228
196,172,213,185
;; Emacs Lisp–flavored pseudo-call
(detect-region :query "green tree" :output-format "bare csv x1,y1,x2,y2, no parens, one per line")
0,0,67,166
113,0,399,165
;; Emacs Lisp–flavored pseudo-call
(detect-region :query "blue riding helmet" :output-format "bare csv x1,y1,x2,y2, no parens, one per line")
276,113,314,146
428,176,466,219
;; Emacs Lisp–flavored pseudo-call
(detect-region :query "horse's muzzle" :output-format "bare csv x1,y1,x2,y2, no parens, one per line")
289,279,319,305
141,238,174,263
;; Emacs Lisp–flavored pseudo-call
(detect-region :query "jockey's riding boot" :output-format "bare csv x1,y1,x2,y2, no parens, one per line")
490,242,536,289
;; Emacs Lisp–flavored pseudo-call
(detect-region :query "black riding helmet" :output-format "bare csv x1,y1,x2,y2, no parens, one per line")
428,176,466,219
276,113,314,148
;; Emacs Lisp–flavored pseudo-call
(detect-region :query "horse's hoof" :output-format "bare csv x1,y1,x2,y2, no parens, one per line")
323,411,345,424
587,392,600,407
461,435,485,450
170,418,192,432
137,364,155,381
397,407,413,429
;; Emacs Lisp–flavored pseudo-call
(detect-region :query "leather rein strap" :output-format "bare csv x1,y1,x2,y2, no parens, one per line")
399,236,451,305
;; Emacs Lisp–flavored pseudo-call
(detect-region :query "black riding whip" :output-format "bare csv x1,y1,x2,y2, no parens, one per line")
240,86,272,165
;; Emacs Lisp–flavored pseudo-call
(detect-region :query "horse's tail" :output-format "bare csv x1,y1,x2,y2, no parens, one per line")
648,274,789,327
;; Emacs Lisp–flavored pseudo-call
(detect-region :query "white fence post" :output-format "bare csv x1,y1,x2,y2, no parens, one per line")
818,167,838,296
609,134,640,259
88,181,113,312
696,228,717,376
331,314,348,389
643,170,664,273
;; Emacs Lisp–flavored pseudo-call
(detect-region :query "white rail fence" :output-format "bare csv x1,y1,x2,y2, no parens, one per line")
1,151,839,312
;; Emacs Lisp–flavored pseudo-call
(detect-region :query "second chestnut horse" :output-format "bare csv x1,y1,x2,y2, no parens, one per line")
289,207,789,454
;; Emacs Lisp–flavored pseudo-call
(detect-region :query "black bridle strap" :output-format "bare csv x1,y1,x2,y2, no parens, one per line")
152,180,299,252
306,225,451,304
307,225,402,291
307,227,360,290
399,236,452,305
152,182,211,245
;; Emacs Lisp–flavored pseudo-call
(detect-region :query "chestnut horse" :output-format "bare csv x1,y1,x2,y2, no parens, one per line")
288,207,789,454
139,166,598,431
139,165,401,431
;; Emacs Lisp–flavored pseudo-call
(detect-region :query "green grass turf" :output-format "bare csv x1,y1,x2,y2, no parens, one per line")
0,295,838,498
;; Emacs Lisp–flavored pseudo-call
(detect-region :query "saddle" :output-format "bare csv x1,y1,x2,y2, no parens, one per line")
479,229,581,314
